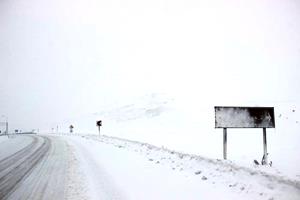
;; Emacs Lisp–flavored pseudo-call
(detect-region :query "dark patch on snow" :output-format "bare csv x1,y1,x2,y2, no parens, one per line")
194,170,202,175
254,160,260,165
229,183,237,187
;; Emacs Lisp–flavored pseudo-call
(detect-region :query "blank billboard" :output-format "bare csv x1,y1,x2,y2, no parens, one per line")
215,107,275,128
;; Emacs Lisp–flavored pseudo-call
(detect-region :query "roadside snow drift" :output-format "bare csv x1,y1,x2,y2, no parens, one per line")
65,134,300,200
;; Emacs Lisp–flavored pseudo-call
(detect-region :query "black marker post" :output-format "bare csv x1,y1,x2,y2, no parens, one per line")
96,120,102,136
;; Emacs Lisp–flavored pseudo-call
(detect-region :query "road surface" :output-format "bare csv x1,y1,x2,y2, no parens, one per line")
0,135,69,200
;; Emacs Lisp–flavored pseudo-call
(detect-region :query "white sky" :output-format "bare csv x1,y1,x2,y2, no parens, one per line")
0,0,300,131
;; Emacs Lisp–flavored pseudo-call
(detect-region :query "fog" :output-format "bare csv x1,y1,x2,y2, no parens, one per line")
0,0,300,132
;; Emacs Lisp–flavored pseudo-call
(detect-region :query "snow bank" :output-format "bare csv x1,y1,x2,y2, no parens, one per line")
76,134,300,200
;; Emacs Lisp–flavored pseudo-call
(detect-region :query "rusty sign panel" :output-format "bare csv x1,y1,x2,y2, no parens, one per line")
215,107,275,128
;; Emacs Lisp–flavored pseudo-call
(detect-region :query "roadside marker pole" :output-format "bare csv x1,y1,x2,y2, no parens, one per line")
96,120,102,137
6,122,8,138
223,128,227,160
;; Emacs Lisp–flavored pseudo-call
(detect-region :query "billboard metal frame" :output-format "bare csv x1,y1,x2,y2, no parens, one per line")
214,106,275,165
215,106,275,128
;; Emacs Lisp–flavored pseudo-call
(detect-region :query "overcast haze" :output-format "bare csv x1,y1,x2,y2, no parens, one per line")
1,0,300,132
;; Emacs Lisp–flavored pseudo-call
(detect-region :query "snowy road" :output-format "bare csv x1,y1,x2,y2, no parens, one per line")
0,135,69,200
1,134,299,200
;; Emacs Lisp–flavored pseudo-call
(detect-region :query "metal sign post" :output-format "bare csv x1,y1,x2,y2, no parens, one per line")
6,122,8,136
96,120,102,136
263,128,268,164
223,128,227,160
69,125,74,134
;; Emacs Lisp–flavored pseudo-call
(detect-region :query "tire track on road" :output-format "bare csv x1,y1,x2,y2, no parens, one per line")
6,135,70,200
0,136,51,199
0,136,38,173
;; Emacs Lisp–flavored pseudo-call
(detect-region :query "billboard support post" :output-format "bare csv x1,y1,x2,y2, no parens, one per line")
223,128,227,160
263,128,268,165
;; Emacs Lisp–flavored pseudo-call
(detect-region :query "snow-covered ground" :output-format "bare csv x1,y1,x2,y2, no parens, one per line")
60,94,300,181
1,130,299,199
1,93,300,200
46,93,299,199
63,134,300,200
